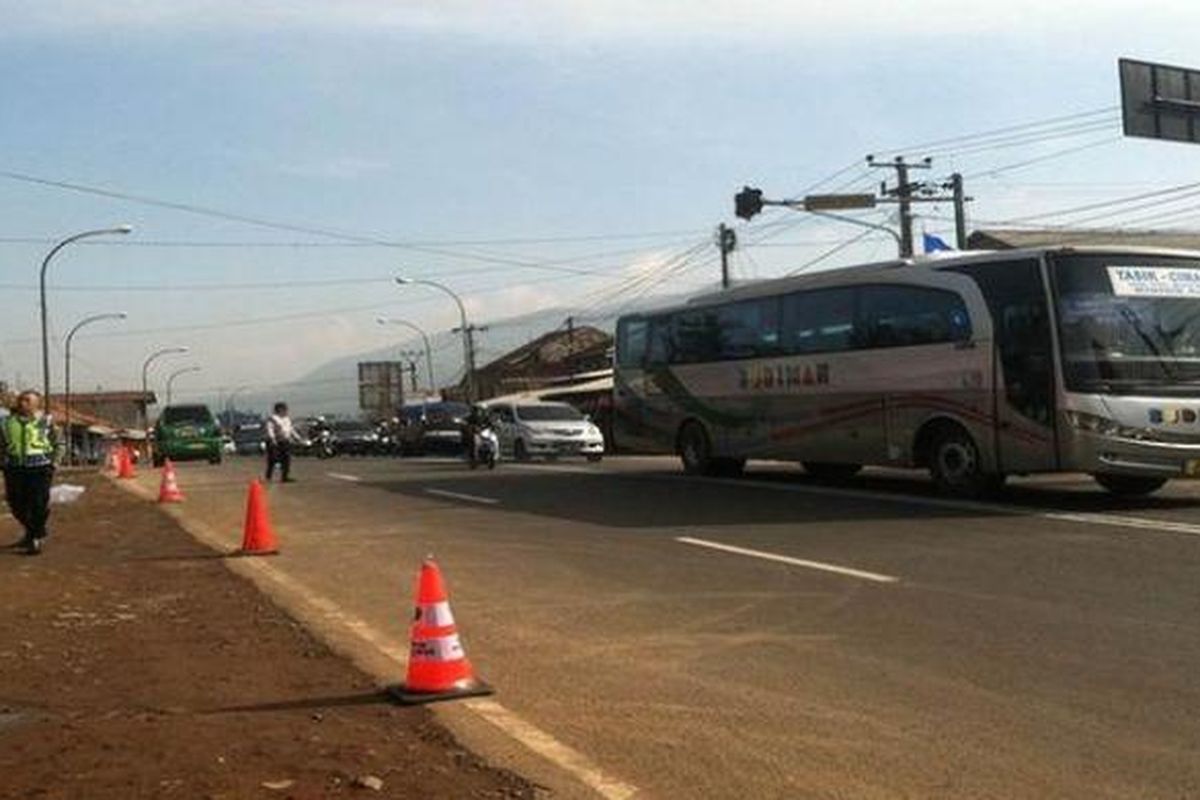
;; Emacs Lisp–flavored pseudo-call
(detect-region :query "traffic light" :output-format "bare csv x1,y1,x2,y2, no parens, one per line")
734,186,763,220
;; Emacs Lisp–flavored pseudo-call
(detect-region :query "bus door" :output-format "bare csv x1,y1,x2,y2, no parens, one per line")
614,316,674,452
957,260,1059,473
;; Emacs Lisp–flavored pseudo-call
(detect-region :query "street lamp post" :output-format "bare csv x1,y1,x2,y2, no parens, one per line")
141,346,189,427
64,312,127,464
395,277,474,401
40,225,133,403
226,385,251,421
165,366,201,407
376,317,436,392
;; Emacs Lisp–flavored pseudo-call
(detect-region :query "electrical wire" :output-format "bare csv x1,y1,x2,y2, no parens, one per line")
1000,181,1200,224
871,106,1119,157
964,135,1122,180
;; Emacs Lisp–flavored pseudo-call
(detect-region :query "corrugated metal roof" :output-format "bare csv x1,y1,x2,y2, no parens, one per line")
969,228,1200,251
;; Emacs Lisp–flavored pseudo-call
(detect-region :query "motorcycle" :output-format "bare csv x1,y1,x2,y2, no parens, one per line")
471,426,499,470
312,427,337,460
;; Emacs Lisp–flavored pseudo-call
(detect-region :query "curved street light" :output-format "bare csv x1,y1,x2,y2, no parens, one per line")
395,276,474,401
64,312,127,463
141,346,189,425
376,316,436,391
226,384,252,420
40,225,134,401
165,366,201,407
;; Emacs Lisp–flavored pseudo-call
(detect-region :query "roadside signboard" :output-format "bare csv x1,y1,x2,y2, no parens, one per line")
803,194,877,211
358,361,404,417
1120,58,1200,145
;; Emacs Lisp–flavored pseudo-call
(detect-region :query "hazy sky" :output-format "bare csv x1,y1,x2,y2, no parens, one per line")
3,0,1200,407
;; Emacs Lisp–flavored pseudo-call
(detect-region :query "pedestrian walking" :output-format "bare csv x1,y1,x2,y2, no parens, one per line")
2,390,57,555
264,402,301,483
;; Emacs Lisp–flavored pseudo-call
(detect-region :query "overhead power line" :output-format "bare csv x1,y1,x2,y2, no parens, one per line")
872,106,1119,157
0,228,711,249
920,118,1119,159
1001,181,1200,224
964,135,1122,179
0,167,704,277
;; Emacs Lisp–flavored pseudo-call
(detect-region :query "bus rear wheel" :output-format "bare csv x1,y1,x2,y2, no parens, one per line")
803,462,862,481
928,426,1002,497
1093,474,1167,497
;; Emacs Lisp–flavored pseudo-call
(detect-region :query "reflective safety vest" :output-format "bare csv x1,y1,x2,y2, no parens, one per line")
3,413,55,467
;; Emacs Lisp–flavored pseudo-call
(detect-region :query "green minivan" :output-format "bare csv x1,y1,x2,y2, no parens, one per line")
153,404,223,466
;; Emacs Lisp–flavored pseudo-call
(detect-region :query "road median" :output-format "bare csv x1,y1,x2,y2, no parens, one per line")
0,474,535,799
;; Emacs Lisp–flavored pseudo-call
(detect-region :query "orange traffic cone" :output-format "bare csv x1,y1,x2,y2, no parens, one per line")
234,480,279,556
117,447,137,480
158,460,185,503
389,558,493,704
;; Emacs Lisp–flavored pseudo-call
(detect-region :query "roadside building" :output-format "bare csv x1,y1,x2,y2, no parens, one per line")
967,228,1200,250
55,390,157,430
454,324,613,401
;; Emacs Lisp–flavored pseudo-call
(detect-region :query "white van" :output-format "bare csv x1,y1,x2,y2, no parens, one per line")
486,400,605,462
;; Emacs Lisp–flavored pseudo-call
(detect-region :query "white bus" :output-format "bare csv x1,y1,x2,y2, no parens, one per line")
613,246,1200,496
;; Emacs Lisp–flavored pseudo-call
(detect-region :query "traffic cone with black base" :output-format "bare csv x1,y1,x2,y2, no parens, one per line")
233,479,279,556
389,558,493,705
158,460,185,503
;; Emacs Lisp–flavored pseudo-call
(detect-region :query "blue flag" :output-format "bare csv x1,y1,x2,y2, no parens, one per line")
923,233,952,253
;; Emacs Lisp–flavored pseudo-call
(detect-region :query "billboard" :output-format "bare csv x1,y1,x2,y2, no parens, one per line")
357,361,404,417
1120,58,1200,145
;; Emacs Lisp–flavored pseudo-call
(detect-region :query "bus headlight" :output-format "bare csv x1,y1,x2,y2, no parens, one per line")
1064,411,1159,441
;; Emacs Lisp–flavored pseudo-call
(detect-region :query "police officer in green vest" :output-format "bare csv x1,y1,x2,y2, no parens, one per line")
2,390,57,555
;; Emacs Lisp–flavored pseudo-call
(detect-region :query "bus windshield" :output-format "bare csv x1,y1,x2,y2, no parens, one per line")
1054,254,1200,395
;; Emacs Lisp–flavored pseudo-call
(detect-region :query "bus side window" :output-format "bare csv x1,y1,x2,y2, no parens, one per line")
716,299,780,359
859,285,973,348
781,288,859,354
617,319,648,367
646,317,673,366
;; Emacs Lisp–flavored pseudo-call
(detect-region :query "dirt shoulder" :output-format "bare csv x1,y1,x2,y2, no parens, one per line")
0,474,535,799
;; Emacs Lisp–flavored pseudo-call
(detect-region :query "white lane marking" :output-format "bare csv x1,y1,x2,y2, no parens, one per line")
675,474,1200,540
326,472,363,483
109,475,636,799
1041,511,1200,537
425,488,500,505
466,698,639,800
676,536,899,584
506,462,597,476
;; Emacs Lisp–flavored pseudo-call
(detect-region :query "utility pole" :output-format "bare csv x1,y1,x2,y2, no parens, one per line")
716,223,737,288
867,156,932,257
453,324,488,402
948,173,968,249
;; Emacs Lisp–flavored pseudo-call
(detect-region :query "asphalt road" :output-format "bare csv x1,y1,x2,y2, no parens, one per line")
129,455,1200,799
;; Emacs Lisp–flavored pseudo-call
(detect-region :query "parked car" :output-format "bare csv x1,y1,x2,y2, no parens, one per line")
397,401,470,456
486,400,605,462
232,422,266,456
330,419,379,456
153,404,223,466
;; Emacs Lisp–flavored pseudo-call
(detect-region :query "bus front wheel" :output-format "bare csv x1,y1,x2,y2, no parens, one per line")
678,422,713,476
928,426,1001,497
1093,474,1167,496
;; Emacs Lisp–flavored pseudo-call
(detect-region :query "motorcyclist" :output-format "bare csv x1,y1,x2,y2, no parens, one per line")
461,405,489,466
309,415,335,459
